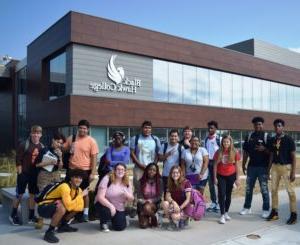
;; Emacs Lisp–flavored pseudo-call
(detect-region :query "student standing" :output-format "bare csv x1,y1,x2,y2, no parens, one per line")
213,135,240,224
267,119,297,225
10,125,44,225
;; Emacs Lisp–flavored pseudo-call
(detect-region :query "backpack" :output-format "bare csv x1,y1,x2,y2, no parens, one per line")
35,182,65,203
97,147,113,180
204,135,221,148
247,131,268,144
184,189,206,221
62,134,76,169
22,138,44,157
134,134,160,154
163,142,181,164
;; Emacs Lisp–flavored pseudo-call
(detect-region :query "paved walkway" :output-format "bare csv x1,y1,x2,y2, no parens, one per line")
0,188,299,244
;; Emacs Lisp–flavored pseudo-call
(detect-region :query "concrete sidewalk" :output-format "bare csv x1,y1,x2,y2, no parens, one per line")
0,188,299,245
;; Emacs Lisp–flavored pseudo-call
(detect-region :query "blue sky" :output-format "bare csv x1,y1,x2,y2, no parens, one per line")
1,0,300,59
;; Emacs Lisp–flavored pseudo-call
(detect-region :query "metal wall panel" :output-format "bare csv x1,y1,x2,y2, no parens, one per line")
72,44,153,101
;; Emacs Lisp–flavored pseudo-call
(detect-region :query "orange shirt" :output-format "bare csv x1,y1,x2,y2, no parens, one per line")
66,135,99,170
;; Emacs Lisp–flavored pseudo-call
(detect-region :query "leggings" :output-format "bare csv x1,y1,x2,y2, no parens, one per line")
217,173,236,215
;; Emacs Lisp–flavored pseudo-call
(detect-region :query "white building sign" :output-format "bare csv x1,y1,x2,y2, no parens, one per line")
89,55,142,94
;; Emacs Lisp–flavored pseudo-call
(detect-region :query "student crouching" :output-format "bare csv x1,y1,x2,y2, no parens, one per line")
95,163,134,232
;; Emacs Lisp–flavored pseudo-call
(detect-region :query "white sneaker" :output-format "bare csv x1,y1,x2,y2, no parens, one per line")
239,208,252,215
219,215,226,224
101,223,110,233
224,212,231,221
261,210,270,219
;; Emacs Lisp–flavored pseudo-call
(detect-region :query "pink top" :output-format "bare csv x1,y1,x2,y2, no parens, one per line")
97,175,133,211
143,182,158,201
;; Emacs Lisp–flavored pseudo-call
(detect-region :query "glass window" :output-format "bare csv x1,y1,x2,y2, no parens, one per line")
153,60,168,101
232,74,243,108
197,68,209,105
278,83,287,113
90,127,107,156
252,78,262,110
49,52,66,100
230,130,242,152
286,85,294,114
169,62,183,103
295,87,300,115
183,65,197,104
152,128,168,144
221,72,232,107
243,77,253,109
209,70,221,106
261,80,270,111
270,82,279,112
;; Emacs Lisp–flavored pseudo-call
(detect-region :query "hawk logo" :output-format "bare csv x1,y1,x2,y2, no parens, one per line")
107,55,125,84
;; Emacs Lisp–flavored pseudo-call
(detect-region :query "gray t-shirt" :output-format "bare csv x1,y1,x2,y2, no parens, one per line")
130,134,161,166
159,143,182,177
181,147,209,179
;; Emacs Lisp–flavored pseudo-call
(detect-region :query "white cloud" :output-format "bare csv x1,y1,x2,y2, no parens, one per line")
288,47,300,53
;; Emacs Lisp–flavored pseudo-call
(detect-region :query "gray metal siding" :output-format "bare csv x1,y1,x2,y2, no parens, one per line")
254,40,300,70
72,44,153,101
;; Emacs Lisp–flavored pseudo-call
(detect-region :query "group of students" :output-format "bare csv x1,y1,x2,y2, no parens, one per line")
9,118,298,243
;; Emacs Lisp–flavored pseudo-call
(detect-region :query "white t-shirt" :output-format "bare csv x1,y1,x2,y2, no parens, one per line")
159,143,182,177
205,135,220,160
130,134,160,166
181,147,209,179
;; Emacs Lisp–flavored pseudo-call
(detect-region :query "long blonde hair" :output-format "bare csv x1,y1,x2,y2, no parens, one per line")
217,135,237,163
109,163,130,187
167,166,185,192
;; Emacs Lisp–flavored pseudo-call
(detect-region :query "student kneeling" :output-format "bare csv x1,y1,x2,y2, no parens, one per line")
38,169,88,243
95,163,134,232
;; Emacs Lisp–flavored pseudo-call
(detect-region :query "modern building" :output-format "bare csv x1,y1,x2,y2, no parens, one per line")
1,11,300,154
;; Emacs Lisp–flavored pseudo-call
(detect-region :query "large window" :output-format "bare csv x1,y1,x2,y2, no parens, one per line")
169,62,183,103
221,72,232,108
152,59,300,115
48,52,66,100
183,65,197,104
153,60,168,101
209,70,221,106
197,68,209,105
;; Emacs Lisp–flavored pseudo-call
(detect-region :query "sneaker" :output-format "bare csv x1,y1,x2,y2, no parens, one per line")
224,212,231,221
207,203,217,212
101,223,110,233
57,224,78,233
239,208,252,215
167,220,179,231
44,230,59,243
261,210,270,219
214,203,220,212
156,211,163,228
266,209,279,221
28,216,38,224
9,215,21,226
82,214,89,222
35,217,44,229
178,219,185,229
219,215,226,224
286,212,297,225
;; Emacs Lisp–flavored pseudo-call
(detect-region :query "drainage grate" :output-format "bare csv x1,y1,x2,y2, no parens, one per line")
246,234,261,240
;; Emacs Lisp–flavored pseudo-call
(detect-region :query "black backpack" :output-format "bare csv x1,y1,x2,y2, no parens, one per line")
62,134,76,169
35,181,78,204
97,147,113,181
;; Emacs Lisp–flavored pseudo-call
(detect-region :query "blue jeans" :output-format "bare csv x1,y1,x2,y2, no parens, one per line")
243,166,270,211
